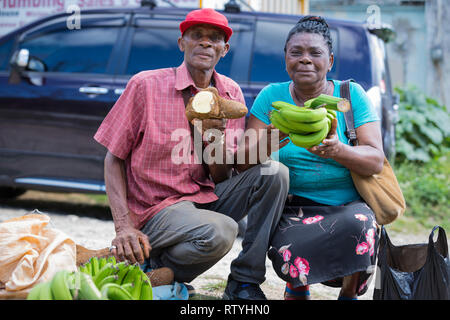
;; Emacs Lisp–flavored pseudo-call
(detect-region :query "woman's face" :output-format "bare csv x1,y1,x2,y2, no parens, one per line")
285,32,333,88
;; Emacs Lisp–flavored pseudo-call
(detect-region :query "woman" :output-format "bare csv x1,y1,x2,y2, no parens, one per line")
242,16,384,300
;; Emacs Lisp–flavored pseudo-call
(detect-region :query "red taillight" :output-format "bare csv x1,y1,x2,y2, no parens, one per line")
380,79,386,94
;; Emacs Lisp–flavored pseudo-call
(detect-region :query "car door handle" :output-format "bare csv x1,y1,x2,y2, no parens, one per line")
79,87,109,95
114,88,125,95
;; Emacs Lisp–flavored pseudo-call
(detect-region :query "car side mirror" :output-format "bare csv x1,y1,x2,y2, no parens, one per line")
28,57,46,73
15,48,30,68
9,49,46,85
9,49,30,84
367,24,396,43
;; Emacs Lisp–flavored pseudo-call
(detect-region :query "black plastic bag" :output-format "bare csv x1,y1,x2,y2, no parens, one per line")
373,226,450,300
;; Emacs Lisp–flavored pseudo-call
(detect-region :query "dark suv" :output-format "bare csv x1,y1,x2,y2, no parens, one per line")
0,5,398,198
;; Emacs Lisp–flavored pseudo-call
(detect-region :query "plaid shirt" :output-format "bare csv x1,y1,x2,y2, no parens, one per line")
94,62,245,230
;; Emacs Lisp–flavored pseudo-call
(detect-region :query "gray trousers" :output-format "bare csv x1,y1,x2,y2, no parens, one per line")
140,160,289,284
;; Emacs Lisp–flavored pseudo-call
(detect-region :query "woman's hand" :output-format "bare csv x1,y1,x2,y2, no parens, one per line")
308,120,384,176
308,118,342,158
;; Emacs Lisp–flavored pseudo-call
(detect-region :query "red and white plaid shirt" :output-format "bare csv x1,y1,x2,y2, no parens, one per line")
94,62,245,230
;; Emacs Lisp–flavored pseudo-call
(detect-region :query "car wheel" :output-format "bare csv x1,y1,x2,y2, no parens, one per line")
0,187,27,200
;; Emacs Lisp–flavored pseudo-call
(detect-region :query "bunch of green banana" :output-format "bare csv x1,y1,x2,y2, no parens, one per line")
78,256,115,278
79,256,153,300
271,100,338,148
27,257,153,300
304,93,350,112
26,269,106,300
26,270,87,300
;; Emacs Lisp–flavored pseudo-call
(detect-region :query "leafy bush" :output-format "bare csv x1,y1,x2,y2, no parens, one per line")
395,86,450,163
394,151,449,231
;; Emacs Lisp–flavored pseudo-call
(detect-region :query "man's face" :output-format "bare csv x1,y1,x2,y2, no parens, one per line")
178,24,230,72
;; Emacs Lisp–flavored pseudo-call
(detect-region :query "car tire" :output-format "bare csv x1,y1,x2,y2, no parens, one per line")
0,187,27,200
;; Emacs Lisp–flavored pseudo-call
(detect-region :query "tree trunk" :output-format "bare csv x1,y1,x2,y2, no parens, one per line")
426,0,449,110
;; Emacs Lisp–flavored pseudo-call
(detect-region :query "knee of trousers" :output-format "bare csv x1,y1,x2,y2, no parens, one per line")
198,217,238,258
259,160,290,191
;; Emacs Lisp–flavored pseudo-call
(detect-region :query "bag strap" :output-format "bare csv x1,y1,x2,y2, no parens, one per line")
377,226,389,267
379,225,394,250
428,226,449,259
340,79,358,146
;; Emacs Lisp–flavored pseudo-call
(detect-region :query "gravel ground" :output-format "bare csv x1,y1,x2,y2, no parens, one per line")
0,191,439,300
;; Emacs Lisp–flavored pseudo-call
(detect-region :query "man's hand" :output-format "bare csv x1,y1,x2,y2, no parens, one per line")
111,226,151,265
191,118,227,143
308,118,342,158
194,118,227,132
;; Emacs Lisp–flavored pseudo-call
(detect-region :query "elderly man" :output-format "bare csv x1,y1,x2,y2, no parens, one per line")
94,8,289,300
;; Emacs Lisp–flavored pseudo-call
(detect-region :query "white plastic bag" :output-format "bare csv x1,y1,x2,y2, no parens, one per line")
0,213,76,298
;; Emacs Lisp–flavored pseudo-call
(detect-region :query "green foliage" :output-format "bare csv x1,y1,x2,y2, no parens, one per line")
86,194,109,206
394,151,449,231
395,85,450,163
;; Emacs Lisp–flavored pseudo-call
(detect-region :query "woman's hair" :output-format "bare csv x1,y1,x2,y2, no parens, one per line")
284,15,333,54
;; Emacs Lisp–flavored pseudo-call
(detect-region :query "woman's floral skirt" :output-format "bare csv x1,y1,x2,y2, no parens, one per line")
268,199,379,296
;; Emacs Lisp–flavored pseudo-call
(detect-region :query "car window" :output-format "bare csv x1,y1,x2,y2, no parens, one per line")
250,20,338,83
213,30,234,77
336,26,371,89
0,37,14,71
19,27,120,74
126,26,183,75
125,22,242,77
251,20,290,83
368,34,386,89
